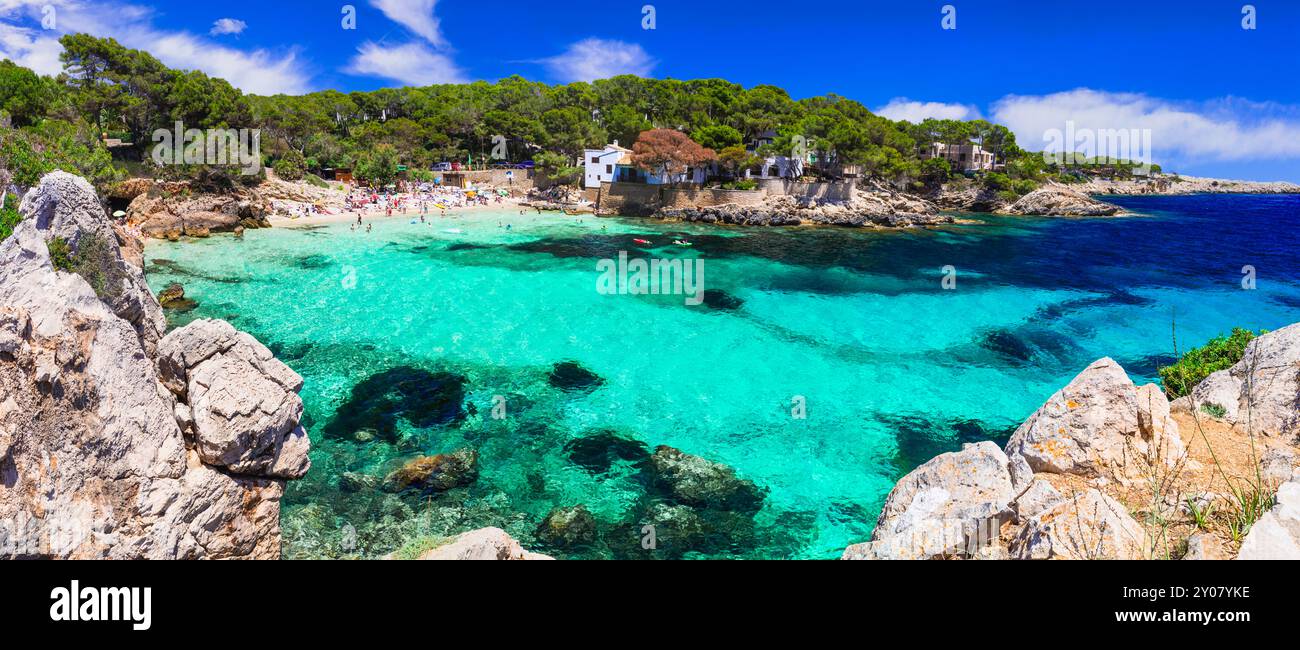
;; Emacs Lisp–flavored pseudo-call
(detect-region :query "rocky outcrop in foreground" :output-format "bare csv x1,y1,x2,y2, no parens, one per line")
0,171,309,559
1005,357,1185,481
1237,470,1300,560
845,327,1299,560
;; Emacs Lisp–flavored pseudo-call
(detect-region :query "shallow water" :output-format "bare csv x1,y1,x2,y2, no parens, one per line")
145,194,1300,559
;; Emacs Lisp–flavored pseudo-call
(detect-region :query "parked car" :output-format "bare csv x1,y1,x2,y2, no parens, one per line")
432,162,452,171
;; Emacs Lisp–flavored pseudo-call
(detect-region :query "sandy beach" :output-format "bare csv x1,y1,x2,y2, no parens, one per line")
267,195,538,228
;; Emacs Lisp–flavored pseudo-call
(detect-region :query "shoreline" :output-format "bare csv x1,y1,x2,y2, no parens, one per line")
265,197,535,229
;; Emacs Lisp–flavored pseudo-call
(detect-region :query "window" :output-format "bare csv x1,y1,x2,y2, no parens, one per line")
606,164,612,173
591,157,599,164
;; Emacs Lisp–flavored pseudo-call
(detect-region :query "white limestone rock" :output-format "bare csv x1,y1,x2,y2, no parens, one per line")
17,171,166,355
1237,470,1300,560
412,527,555,561
1011,479,1065,523
842,441,1014,560
1004,358,1185,480
1179,324,1300,438
157,319,310,479
1009,489,1147,560
0,171,307,558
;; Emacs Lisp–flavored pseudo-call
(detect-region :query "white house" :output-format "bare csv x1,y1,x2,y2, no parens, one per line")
584,141,709,186
924,143,995,172
752,156,803,180
583,142,632,188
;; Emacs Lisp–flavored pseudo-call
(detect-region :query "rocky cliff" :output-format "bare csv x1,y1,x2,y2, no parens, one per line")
844,325,1300,560
1074,175,1300,196
0,171,310,559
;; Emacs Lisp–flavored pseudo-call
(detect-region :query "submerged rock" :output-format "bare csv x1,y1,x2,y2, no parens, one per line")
537,505,598,547
701,289,744,311
979,328,1036,363
650,445,766,513
563,429,651,474
548,361,605,392
382,448,479,492
158,282,191,309
323,366,468,441
339,471,380,493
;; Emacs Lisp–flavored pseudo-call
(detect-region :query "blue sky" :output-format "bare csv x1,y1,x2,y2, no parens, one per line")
4,0,1300,180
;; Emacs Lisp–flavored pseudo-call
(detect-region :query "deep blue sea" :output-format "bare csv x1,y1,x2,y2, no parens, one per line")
145,193,1300,559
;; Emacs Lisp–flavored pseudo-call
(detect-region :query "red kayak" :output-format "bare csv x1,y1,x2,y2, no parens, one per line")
633,238,652,245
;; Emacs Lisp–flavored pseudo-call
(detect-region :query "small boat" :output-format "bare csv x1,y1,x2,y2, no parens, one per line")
673,240,692,247
442,228,463,234
633,238,652,245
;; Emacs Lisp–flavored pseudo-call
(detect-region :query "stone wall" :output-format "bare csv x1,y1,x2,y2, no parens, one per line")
583,178,857,214
587,182,768,213
754,178,855,202
442,168,536,191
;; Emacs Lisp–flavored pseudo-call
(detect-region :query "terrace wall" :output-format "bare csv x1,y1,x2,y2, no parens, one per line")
439,168,537,191
587,182,768,213
753,178,855,202
584,178,857,213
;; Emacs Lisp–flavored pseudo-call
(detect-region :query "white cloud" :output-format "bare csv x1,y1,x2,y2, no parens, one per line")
209,18,246,36
0,1,310,95
0,22,64,75
540,38,655,82
369,0,446,48
874,98,979,123
344,41,467,86
991,89,1300,162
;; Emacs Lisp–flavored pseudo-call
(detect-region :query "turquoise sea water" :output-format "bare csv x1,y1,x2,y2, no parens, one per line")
145,194,1300,559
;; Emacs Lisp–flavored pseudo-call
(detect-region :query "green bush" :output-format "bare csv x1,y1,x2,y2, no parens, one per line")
273,150,307,181
1011,179,1038,196
70,233,126,301
47,237,73,271
1200,403,1227,419
981,172,1013,192
305,173,329,188
720,179,758,190
0,193,19,243
1159,328,1263,398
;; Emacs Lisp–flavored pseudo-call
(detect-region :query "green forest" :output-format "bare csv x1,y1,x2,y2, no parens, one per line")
0,34,1157,197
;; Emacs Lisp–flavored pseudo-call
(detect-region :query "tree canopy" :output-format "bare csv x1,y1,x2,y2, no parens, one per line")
2,32,1130,194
